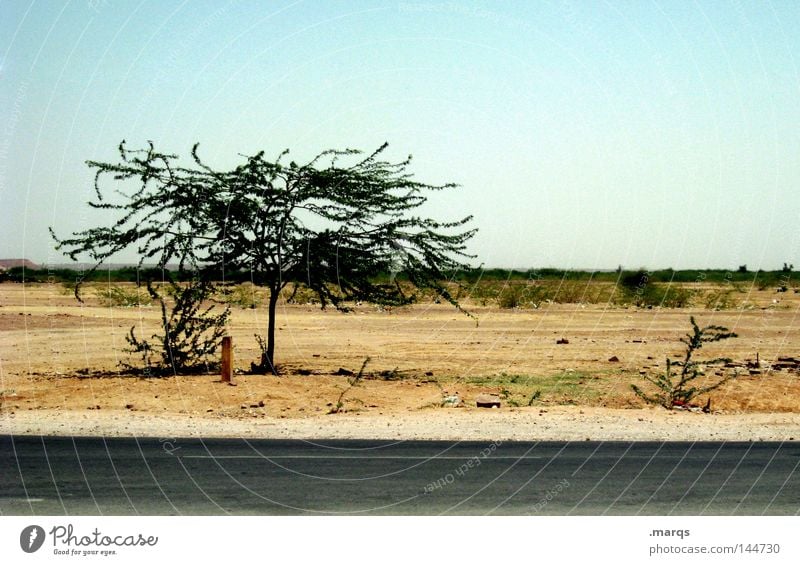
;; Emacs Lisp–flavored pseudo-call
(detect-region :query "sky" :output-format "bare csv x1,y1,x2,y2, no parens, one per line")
1,0,799,270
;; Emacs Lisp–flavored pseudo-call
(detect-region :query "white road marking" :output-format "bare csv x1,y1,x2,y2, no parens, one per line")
180,455,544,460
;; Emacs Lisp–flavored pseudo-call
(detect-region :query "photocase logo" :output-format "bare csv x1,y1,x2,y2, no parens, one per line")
20,525,45,553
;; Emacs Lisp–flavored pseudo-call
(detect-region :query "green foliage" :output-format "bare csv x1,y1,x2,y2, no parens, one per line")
497,285,524,308
96,285,152,307
7,263,796,288
656,285,695,308
615,269,696,308
631,316,739,409
218,283,263,309
439,371,597,405
124,279,230,374
703,289,737,310
281,282,321,305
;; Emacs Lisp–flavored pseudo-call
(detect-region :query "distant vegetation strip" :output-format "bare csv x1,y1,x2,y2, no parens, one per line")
0,265,794,287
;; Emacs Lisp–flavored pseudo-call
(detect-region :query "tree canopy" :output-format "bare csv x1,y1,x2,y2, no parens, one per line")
52,141,477,374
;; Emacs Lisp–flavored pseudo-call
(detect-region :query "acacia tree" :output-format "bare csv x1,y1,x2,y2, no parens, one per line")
52,141,476,374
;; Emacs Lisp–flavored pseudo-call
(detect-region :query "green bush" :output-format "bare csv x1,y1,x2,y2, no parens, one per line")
96,285,152,307
659,285,695,308
631,316,739,409
124,279,230,374
498,285,523,308
219,283,263,309
703,289,737,310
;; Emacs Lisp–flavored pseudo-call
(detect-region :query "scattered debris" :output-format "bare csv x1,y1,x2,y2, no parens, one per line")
671,398,713,413
773,357,800,371
441,394,462,407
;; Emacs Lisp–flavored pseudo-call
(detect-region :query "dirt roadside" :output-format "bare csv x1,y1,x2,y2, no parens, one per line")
2,283,799,441
2,407,799,442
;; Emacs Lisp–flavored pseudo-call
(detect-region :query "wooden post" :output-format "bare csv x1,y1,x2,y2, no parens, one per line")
221,336,233,383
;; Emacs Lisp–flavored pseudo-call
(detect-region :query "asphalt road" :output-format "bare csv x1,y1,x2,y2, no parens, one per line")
1,436,799,515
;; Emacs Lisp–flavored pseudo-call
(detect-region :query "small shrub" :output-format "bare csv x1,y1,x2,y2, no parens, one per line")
703,289,737,310
282,282,319,305
328,357,370,414
96,285,152,307
527,389,542,406
219,283,263,309
551,281,589,304
659,285,695,308
498,285,523,308
468,281,502,306
124,279,230,374
631,316,739,409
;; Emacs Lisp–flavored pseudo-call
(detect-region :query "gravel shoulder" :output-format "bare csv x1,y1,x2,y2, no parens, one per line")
3,407,800,442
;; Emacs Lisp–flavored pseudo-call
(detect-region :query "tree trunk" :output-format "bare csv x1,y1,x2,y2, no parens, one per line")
261,286,280,375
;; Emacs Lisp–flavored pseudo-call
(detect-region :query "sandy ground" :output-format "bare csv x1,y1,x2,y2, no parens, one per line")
3,407,800,442
2,282,799,440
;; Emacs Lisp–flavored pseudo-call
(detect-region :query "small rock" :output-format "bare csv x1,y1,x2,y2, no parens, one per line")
442,394,461,407
608,356,620,362
125,404,134,410
258,400,265,407
475,393,501,408
556,338,569,344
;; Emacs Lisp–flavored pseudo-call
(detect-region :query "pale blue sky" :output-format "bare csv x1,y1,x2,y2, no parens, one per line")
1,0,799,269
